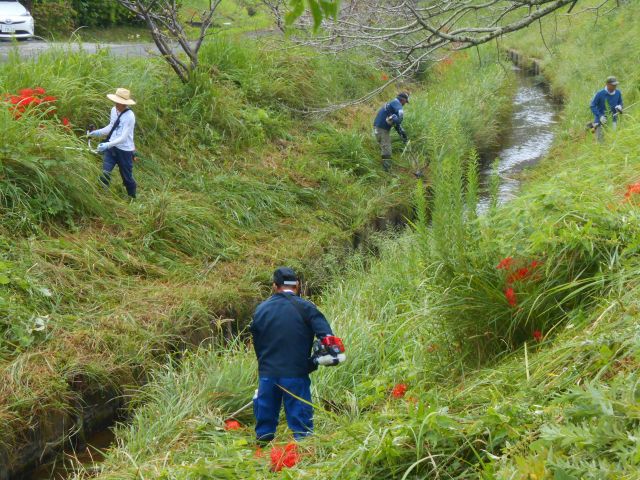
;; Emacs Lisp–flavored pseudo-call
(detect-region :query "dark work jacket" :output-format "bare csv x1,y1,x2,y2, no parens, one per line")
250,292,333,377
373,98,407,140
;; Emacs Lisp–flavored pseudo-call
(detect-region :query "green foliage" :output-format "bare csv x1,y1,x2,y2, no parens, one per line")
31,0,137,32
0,32,418,463
71,3,640,480
70,0,138,27
31,0,77,37
286,0,339,30
0,255,54,356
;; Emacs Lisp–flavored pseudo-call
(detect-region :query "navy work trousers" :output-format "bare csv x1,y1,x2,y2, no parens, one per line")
253,376,313,441
101,147,137,198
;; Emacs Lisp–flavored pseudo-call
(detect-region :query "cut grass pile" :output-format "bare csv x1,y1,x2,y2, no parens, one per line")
71,1,640,479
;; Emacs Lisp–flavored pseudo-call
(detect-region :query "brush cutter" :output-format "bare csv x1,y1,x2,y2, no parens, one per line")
400,140,425,178
226,400,254,421
311,335,346,367
36,137,98,154
587,101,638,132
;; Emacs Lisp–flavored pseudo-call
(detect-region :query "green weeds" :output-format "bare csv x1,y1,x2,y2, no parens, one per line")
72,2,640,479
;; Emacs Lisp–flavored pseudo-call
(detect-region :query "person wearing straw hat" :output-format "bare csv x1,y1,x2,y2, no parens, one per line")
589,76,623,143
88,88,138,198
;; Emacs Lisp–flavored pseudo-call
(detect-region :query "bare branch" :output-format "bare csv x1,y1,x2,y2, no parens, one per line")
268,0,617,77
116,0,223,83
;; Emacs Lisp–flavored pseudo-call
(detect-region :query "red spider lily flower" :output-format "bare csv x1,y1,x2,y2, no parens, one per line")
254,447,264,458
8,95,23,105
270,443,299,471
381,73,389,81
20,96,41,106
533,330,543,342
224,419,241,431
530,260,542,269
19,88,35,97
506,267,529,284
33,87,46,95
496,257,513,270
624,183,640,200
62,117,71,127
504,287,517,307
392,383,408,398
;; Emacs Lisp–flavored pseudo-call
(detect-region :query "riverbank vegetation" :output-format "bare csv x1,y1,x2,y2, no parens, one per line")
73,1,640,479
0,33,398,472
0,18,514,478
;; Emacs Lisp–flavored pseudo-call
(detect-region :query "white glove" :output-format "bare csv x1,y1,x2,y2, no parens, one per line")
88,130,100,137
599,115,607,125
615,105,623,113
97,143,109,153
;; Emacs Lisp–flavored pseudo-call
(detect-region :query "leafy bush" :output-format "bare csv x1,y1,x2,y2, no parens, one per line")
32,0,77,37
70,0,138,27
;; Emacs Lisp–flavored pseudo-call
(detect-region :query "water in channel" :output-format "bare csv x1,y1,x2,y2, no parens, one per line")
477,67,558,212
28,429,115,480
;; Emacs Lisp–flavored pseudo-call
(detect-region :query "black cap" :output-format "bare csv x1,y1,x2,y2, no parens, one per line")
273,267,298,286
397,92,410,103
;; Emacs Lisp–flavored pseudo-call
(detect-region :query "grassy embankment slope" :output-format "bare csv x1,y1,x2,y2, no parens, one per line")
0,26,513,475
80,2,640,479
70,51,521,479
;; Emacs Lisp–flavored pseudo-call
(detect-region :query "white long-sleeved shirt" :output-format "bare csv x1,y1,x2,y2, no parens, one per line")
93,107,136,151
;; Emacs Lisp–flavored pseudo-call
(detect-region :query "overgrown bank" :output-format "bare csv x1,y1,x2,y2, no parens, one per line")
0,35,403,476
72,2,640,479
0,30,513,478
57,53,524,480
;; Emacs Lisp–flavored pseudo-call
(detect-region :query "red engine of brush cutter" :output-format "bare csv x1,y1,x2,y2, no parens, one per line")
312,335,346,367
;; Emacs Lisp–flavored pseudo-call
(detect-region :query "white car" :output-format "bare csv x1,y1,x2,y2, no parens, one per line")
0,0,34,40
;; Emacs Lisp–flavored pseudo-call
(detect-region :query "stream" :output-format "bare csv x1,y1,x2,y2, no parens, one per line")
25,65,558,480
477,66,558,212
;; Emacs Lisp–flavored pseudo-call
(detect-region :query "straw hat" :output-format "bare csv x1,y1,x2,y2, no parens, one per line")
106,88,136,105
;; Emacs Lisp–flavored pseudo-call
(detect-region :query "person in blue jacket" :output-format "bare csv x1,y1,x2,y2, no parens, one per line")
590,76,623,143
250,267,334,443
373,92,409,171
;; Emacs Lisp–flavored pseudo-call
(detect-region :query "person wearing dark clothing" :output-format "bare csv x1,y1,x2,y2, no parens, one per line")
589,76,623,143
373,92,409,171
250,267,333,442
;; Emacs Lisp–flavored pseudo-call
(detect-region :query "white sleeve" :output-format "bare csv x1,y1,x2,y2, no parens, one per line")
93,108,117,137
105,111,135,148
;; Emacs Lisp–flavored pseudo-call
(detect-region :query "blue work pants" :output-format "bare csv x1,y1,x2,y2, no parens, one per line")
100,147,137,198
253,376,313,441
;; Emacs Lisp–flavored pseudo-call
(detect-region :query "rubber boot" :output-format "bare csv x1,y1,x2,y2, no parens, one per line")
382,157,392,172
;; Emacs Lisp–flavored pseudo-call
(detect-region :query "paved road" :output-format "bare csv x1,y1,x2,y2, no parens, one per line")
0,40,162,62
0,29,278,62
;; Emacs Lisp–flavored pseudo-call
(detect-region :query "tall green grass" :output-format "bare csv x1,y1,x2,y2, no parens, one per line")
0,31,417,467
64,45,523,480
71,2,640,479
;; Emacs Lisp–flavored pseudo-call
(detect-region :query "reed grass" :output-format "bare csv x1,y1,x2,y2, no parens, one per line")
71,2,640,479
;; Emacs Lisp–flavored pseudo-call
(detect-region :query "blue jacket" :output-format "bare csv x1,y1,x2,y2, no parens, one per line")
590,88,623,122
374,99,407,141
250,292,333,377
